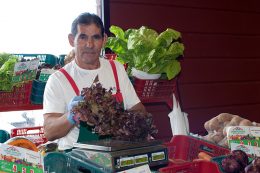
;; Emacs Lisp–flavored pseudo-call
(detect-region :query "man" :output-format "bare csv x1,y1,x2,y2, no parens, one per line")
43,12,146,150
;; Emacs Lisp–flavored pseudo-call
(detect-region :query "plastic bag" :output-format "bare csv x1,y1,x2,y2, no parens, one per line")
168,93,189,136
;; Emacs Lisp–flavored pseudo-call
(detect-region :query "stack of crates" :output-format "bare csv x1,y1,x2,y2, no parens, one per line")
13,54,59,105
30,79,47,104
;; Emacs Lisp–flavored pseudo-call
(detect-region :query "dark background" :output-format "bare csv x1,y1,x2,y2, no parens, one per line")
104,0,260,139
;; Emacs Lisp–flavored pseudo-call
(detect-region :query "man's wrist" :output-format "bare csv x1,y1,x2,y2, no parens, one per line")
67,112,76,125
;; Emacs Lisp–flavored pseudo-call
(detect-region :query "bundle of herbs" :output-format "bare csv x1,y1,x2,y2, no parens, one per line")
72,82,158,141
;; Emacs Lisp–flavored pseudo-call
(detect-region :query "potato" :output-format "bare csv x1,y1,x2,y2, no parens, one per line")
204,120,210,132
223,126,228,136
211,132,224,143
230,115,243,126
203,133,215,142
218,136,228,147
217,113,234,123
208,117,221,131
239,119,253,126
217,127,224,133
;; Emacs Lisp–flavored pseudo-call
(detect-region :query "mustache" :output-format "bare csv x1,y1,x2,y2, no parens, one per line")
82,48,95,54
82,51,95,54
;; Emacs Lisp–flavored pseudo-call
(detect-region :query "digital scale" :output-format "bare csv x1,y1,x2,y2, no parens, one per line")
70,139,168,172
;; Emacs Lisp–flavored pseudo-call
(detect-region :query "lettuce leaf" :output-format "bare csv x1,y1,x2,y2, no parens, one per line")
105,26,184,80
0,53,18,91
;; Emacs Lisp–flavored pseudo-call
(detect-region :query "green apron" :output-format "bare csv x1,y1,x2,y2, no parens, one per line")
77,121,99,142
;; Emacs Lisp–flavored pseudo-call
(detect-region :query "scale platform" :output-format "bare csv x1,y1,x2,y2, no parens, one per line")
71,139,168,172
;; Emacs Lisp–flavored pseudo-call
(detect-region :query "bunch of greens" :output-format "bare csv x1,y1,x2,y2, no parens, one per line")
0,53,18,91
105,25,184,80
72,82,158,141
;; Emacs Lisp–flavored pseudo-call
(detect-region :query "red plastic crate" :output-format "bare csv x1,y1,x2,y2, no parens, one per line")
132,77,177,108
159,160,221,173
105,53,178,107
11,126,47,146
0,81,32,108
164,135,230,161
105,53,117,60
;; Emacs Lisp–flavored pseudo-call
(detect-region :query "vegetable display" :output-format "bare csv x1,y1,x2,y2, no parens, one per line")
72,82,158,141
105,25,184,80
202,113,259,147
4,136,38,152
221,150,249,173
245,157,260,173
0,53,18,91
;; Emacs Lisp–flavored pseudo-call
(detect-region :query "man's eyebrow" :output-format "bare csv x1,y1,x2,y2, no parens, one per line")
92,33,102,37
78,33,87,37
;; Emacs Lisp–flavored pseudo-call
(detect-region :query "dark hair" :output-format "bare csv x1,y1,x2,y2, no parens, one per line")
71,12,105,37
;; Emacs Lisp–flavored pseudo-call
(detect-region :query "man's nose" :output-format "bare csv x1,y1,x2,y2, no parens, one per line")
86,38,94,48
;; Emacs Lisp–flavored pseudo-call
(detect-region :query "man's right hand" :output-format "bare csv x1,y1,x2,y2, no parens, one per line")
67,96,84,125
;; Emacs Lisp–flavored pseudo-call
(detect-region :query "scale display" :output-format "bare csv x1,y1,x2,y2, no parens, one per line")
135,154,149,165
71,139,168,172
120,157,135,167
152,151,165,162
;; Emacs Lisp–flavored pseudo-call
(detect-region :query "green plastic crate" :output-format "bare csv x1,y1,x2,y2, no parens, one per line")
211,155,253,173
14,54,59,67
44,152,112,173
0,130,10,143
44,152,69,173
30,80,46,104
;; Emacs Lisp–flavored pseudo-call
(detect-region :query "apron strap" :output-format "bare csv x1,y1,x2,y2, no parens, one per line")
59,68,80,96
109,60,120,93
109,60,123,103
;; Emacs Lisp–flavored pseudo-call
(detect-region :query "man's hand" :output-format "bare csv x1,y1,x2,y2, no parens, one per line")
67,96,84,125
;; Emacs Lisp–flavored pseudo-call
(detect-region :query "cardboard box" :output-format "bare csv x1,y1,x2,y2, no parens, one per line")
12,59,40,83
227,126,260,147
0,143,44,173
230,143,260,157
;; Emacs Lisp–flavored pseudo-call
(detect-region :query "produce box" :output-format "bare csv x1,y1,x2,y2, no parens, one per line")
0,143,44,173
12,59,40,84
0,81,32,109
229,143,260,157
11,126,47,146
132,77,177,109
164,135,230,161
159,160,221,173
227,126,260,151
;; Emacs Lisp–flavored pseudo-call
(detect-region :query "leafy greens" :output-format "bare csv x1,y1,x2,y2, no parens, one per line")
105,26,184,80
0,53,18,91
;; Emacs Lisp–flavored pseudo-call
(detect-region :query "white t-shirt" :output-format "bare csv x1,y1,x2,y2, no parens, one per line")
43,58,140,150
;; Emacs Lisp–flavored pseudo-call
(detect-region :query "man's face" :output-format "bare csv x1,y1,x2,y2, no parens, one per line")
69,23,106,69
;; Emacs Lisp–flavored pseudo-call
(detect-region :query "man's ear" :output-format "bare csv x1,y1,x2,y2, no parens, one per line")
68,34,75,47
102,33,108,48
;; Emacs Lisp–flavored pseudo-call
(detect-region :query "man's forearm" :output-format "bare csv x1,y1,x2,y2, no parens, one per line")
43,113,74,141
